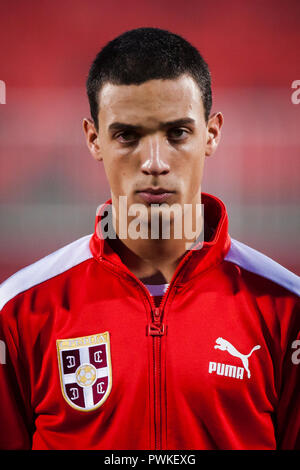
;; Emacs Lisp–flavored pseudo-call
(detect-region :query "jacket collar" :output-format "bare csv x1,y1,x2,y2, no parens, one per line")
89,192,231,284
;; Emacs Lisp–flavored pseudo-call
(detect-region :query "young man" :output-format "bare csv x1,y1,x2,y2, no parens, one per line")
0,28,299,450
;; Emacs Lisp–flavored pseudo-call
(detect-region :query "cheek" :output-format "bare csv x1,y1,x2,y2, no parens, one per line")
179,144,205,176
190,162,204,193
180,153,205,197
102,157,131,196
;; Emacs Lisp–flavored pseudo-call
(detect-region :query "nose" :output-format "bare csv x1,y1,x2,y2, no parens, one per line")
140,135,170,176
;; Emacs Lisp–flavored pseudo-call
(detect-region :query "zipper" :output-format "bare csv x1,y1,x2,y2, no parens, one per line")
100,257,165,449
148,306,164,450
99,249,196,450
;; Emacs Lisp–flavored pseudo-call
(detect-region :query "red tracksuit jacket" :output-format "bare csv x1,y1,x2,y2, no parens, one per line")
0,193,299,450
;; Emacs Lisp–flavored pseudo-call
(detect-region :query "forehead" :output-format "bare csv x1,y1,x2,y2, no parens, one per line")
98,75,204,125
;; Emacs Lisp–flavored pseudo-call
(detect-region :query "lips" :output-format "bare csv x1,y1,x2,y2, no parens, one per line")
136,187,175,204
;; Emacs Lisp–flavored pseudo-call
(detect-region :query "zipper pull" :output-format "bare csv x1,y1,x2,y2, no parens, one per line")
147,323,166,336
153,307,160,322
147,307,166,336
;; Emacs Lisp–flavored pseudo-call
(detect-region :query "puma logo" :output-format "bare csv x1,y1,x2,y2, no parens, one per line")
214,337,261,378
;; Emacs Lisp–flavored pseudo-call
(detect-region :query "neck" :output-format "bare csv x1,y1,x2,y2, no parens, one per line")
107,200,204,283
109,237,191,283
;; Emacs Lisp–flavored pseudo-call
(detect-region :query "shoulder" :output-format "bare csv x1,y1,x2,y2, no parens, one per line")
0,234,93,311
224,237,300,298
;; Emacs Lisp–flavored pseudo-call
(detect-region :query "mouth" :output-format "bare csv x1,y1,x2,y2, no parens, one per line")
136,187,175,204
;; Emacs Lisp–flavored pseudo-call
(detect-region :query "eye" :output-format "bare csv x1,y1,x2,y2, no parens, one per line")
167,128,189,142
115,130,139,144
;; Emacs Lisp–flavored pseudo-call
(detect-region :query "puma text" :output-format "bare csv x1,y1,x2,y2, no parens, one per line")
208,361,244,379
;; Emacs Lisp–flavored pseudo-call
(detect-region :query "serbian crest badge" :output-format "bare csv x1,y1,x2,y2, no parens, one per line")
56,331,112,411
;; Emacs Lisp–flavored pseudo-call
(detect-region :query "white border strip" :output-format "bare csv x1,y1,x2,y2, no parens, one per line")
0,234,93,310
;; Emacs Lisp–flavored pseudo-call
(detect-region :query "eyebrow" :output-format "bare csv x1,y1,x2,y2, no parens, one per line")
108,118,195,133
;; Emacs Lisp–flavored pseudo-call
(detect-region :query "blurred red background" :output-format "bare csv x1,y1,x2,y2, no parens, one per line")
0,0,299,281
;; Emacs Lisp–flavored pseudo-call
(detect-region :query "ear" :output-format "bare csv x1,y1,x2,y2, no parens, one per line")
82,118,102,162
205,112,224,157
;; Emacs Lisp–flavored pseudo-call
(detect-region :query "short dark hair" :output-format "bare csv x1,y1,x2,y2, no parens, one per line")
86,27,212,130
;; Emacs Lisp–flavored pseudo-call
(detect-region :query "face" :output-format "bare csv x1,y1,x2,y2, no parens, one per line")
83,74,223,230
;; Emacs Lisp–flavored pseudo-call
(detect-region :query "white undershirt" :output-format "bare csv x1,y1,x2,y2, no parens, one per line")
144,283,169,297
